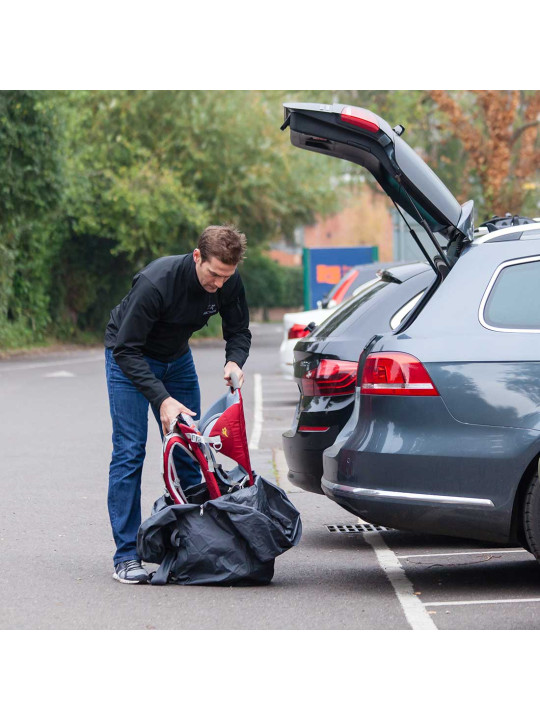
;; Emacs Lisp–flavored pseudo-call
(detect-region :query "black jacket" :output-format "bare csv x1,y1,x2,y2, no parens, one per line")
105,253,251,410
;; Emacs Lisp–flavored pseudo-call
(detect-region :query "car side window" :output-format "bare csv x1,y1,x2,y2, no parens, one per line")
482,257,540,331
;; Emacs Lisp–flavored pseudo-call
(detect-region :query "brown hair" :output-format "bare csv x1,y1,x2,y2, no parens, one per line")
197,225,247,266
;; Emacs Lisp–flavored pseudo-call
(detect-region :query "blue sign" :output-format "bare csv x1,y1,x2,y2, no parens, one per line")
303,246,378,309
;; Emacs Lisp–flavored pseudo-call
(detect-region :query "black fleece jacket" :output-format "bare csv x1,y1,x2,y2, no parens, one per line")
105,253,251,410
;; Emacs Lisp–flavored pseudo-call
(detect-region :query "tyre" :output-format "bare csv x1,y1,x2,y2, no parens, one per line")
523,470,540,561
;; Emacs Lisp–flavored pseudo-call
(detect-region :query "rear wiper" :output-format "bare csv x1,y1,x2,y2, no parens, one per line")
377,269,402,284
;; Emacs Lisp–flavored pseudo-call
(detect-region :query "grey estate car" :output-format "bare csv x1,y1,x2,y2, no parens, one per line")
281,101,540,562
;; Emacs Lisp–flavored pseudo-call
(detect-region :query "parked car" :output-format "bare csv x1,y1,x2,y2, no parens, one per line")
280,306,334,377
280,262,397,376
282,262,433,492
282,100,540,560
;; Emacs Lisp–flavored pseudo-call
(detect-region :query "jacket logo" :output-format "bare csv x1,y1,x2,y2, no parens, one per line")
203,303,217,316
221,427,229,438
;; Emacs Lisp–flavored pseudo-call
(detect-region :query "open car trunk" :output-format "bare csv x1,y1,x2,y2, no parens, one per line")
281,102,474,273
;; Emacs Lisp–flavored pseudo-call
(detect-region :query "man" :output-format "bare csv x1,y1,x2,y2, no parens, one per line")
104,225,251,584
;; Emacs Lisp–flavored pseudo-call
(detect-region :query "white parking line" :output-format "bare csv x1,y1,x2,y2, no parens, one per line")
248,373,263,450
363,531,437,630
366,528,538,620
397,549,529,560
424,598,540,607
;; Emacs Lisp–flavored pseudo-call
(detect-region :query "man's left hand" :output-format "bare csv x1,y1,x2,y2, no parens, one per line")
224,361,244,388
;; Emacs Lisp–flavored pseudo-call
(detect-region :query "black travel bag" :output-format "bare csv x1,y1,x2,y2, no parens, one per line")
137,474,301,585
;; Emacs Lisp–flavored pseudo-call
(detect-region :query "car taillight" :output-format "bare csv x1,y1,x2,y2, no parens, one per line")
360,352,439,396
332,269,359,305
302,359,358,397
340,106,380,133
288,323,311,340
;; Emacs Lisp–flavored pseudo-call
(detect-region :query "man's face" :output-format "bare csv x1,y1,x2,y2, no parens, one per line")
193,249,237,293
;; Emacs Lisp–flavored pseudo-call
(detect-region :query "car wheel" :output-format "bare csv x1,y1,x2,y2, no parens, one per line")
523,469,540,561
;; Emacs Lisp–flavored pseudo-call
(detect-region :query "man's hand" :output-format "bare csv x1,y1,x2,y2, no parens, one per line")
224,361,244,389
159,397,196,435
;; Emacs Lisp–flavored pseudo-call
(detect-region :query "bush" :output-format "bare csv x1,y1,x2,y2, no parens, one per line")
241,250,302,316
0,91,62,342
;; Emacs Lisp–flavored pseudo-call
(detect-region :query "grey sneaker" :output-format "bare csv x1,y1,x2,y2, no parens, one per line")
113,559,149,584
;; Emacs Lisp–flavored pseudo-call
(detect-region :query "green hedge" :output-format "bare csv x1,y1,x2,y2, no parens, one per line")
241,250,302,312
0,90,337,348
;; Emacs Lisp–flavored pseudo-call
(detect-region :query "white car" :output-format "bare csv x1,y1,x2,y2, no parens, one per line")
280,307,335,376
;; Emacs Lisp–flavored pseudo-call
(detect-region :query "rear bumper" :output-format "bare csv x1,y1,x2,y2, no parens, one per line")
321,395,540,544
282,392,355,494
282,426,340,494
320,476,508,543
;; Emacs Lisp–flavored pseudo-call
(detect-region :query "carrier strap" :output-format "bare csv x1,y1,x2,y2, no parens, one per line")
150,550,176,585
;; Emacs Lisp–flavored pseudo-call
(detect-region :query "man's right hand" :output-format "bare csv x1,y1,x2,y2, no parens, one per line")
160,397,196,435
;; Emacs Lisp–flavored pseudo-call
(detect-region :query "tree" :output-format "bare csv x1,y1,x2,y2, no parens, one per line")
429,90,540,217
304,90,539,220
51,90,339,331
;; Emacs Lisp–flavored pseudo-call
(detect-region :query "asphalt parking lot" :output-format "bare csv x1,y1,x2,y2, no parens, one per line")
1,322,540,629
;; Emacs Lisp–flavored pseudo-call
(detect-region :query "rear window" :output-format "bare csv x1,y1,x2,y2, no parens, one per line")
328,266,394,305
482,257,540,331
311,279,388,339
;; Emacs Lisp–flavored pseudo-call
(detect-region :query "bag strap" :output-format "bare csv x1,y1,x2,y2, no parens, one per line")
150,550,176,585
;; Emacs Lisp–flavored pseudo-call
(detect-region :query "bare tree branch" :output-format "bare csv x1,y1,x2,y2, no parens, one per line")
512,119,540,144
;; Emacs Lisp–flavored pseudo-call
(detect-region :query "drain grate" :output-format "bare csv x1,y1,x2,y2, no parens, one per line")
326,522,393,534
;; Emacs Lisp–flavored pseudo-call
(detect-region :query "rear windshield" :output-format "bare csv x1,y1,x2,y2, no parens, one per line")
329,263,414,304
483,258,540,331
311,278,388,339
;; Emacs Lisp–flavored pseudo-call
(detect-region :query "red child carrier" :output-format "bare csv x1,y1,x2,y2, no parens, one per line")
137,374,302,585
162,373,254,504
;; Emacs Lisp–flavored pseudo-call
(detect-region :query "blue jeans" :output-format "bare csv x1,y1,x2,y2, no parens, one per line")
105,347,201,565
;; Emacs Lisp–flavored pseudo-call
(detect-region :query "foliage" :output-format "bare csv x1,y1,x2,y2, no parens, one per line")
241,249,303,312
429,90,540,217
0,91,63,339
316,90,539,220
1,89,538,350
51,90,338,333
191,311,222,339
